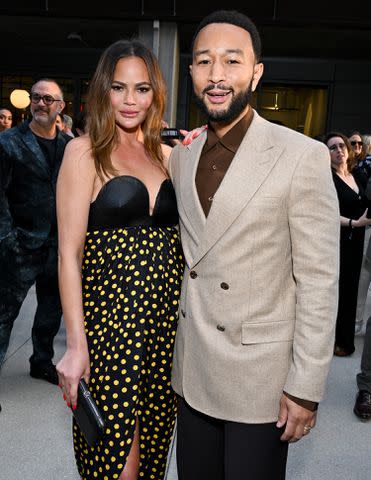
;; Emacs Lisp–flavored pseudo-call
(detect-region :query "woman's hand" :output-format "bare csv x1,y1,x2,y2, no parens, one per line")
180,125,208,145
353,209,371,227
56,347,90,410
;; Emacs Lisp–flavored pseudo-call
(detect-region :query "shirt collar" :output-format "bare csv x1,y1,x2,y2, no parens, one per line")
203,108,254,153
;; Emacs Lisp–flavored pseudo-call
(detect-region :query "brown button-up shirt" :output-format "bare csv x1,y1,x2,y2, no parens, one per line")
195,108,253,217
194,108,318,412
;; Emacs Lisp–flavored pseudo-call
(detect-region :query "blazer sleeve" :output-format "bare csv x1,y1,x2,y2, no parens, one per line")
283,141,340,402
168,143,180,184
0,142,15,242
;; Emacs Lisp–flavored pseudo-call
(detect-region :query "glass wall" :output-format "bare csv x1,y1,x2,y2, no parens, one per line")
257,84,328,139
186,83,328,139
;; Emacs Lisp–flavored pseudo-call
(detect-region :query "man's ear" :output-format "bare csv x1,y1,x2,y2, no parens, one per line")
58,100,66,113
251,63,264,92
189,64,193,79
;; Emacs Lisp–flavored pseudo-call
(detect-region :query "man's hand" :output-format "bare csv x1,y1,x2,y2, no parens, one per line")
276,393,317,443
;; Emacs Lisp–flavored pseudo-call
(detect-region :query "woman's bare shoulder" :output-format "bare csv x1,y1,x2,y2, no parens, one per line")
64,134,91,154
62,135,94,168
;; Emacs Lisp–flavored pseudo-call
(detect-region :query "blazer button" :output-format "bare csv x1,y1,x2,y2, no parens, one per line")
217,324,225,332
190,270,197,279
220,282,229,290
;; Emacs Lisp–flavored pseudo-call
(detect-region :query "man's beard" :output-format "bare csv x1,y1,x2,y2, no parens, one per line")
193,82,253,123
32,108,55,127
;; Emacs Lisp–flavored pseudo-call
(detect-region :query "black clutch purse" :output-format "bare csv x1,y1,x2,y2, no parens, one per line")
72,378,106,447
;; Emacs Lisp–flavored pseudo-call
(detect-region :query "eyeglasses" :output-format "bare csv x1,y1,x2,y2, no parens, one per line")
29,92,62,106
350,141,363,147
329,143,347,152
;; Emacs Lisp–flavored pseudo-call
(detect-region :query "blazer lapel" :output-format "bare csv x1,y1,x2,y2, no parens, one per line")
21,127,50,177
193,114,284,265
179,133,207,237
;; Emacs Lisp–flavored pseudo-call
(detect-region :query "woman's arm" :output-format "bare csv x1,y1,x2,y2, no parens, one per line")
56,137,96,409
340,210,371,227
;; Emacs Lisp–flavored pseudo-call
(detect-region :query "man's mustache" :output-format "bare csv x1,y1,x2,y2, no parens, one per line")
202,84,233,95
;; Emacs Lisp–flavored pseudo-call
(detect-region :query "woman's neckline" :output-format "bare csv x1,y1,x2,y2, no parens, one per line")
91,175,170,217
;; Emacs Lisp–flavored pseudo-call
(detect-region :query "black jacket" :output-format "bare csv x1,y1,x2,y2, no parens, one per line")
0,121,71,250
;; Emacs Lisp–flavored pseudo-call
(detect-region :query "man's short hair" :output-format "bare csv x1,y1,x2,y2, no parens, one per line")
192,10,262,62
32,78,64,100
63,114,73,129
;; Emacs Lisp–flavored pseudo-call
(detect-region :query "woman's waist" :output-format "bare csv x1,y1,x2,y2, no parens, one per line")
86,224,179,235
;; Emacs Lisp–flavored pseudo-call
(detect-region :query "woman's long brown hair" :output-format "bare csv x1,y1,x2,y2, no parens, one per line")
86,39,167,181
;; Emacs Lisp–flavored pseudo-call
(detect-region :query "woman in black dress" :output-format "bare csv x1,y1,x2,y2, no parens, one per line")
324,132,371,356
56,40,184,479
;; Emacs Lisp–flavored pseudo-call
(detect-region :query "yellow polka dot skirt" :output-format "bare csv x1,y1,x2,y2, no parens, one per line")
74,226,184,480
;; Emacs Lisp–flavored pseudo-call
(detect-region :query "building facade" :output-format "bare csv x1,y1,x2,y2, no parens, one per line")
1,1,371,137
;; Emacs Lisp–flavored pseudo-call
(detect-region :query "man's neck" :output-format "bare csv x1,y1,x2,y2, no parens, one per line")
29,120,57,140
210,105,251,139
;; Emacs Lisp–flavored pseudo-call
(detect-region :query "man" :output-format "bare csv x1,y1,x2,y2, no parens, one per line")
354,316,371,419
169,10,340,479
61,114,75,138
0,79,71,393
55,113,74,138
55,112,64,132
0,108,13,132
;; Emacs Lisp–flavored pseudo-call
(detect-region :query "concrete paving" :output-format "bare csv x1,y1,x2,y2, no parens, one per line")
0,285,370,480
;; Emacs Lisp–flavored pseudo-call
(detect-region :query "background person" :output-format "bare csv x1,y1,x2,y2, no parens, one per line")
0,79,71,392
355,133,371,179
170,10,340,480
55,113,63,131
324,131,371,356
349,130,368,176
355,133,371,334
56,39,184,480
0,108,13,132
354,316,371,419
62,114,75,137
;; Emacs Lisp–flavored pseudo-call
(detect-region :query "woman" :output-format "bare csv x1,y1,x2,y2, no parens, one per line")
56,39,184,480
324,132,371,356
348,130,370,178
349,130,364,160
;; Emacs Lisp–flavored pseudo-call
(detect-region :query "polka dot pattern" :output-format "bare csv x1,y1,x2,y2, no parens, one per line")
73,226,184,479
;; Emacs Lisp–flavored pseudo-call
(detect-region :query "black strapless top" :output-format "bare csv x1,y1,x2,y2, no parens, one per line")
88,176,179,229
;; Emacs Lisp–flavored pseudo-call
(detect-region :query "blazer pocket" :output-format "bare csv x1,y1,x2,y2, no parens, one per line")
241,320,294,345
249,196,282,207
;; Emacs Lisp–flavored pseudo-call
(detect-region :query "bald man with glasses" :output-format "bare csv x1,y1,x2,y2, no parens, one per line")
0,79,71,407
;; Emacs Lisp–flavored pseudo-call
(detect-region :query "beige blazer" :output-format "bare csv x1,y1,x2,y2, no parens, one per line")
169,111,340,423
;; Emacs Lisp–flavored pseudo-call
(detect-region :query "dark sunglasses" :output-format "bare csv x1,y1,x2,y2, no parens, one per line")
29,92,62,106
350,140,363,147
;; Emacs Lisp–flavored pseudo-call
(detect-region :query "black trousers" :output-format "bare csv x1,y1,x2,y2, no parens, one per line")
177,397,288,480
0,243,62,368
